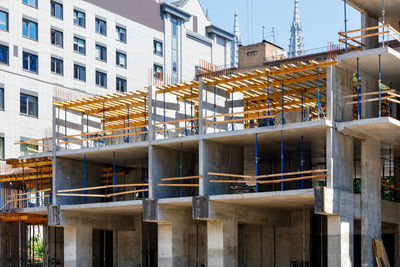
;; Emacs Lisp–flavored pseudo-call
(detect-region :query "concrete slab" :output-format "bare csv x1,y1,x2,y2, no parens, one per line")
60,199,143,215
17,206,48,215
209,189,315,210
337,47,400,88
346,0,400,20
338,117,400,146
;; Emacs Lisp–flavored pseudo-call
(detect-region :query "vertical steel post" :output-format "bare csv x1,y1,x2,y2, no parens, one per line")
379,54,382,117
127,107,130,143
255,134,259,192
281,84,285,124
281,131,284,191
301,136,304,189
357,58,361,120
86,113,89,148
113,152,116,201
317,67,320,119
344,0,348,51
83,155,86,204
180,143,183,197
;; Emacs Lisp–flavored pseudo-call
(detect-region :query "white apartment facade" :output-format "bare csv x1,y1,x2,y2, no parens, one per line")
0,0,233,159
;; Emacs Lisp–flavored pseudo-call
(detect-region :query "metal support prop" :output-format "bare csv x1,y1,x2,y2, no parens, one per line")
103,101,106,144
267,76,272,125
36,168,39,207
180,143,183,197
127,107,130,143
231,92,234,131
357,58,361,120
87,113,89,148
113,152,116,201
382,0,385,46
48,165,52,205
301,136,304,189
83,155,86,204
65,108,68,148
213,85,217,132
281,131,284,191
281,84,285,124
144,96,147,138
184,98,188,136
379,54,382,117
190,85,194,135
255,133,259,192
163,89,167,138
344,0,348,51
123,160,126,201
317,67,320,119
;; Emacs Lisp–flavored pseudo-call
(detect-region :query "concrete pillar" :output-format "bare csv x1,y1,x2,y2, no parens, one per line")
361,13,379,49
327,215,354,266
64,226,92,267
223,219,237,267
361,73,379,119
207,220,223,267
361,138,381,267
397,222,400,267
158,223,173,267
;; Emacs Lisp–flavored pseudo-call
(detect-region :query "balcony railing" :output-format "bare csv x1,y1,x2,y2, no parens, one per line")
339,24,400,49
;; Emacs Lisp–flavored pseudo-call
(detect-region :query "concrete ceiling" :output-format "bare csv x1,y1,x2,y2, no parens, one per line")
338,47,400,89
347,0,400,19
60,200,143,215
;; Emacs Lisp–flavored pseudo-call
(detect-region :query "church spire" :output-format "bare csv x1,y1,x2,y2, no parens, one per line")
231,12,241,68
288,0,304,58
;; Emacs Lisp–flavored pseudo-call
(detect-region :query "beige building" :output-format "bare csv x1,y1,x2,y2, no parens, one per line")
239,40,286,69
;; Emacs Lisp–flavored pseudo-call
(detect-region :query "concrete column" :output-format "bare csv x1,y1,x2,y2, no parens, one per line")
327,215,354,266
158,223,173,267
361,13,379,49
397,222,400,267
207,220,223,267
361,73,379,119
64,226,92,267
361,138,381,267
223,219,237,267
328,66,353,122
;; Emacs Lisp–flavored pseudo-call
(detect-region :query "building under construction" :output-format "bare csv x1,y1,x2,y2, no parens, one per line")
1,0,400,266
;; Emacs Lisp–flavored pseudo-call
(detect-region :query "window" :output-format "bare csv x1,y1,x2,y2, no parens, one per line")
20,143,38,156
51,57,63,75
95,44,107,62
96,71,107,88
51,1,63,19
22,0,37,8
22,19,38,41
51,29,63,47
171,17,178,78
116,26,126,43
95,18,106,35
0,45,8,65
0,137,4,159
0,87,4,110
116,52,126,68
74,64,85,81
73,37,85,54
154,40,163,56
22,52,38,73
73,10,85,27
153,64,163,80
0,11,8,31
20,93,38,117
247,50,257,56
116,77,127,92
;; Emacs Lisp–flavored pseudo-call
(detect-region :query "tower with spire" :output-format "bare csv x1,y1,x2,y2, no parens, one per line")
231,12,241,68
288,0,305,58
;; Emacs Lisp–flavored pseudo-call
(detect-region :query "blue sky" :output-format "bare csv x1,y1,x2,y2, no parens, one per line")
198,0,361,51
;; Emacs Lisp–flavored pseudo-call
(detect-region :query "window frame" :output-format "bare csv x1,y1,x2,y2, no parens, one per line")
0,11,8,32
22,0,38,8
22,52,38,73
51,28,63,48
153,64,163,80
74,64,86,82
95,71,107,88
73,9,85,28
0,87,4,111
73,37,86,55
51,57,63,75
116,77,127,92
95,44,107,62
0,44,9,65
20,93,38,118
20,142,38,156
50,1,63,20
22,19,38,41
153,40,163,57
116,51,126,68
116,26,126,43
0,136,4,159
95,18,107,36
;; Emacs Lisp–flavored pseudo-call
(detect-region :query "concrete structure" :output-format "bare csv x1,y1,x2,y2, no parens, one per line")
1,0,400,267
239,40,286,69
0,0,233,160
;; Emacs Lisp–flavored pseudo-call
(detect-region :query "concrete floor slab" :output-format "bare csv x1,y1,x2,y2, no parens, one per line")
209,189,315,210
60,199,143,215
338,117,400,146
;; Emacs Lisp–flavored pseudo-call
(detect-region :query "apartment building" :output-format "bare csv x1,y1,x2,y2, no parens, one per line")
0,0,234,159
